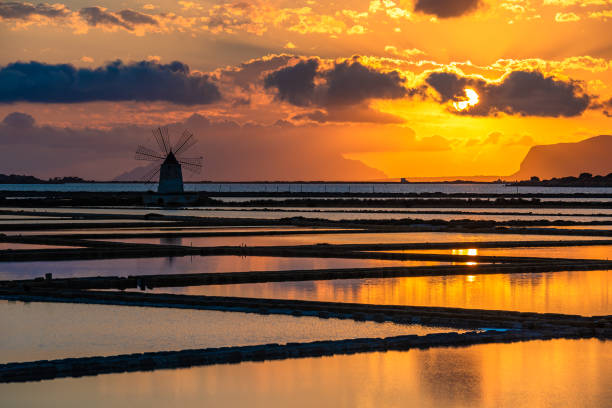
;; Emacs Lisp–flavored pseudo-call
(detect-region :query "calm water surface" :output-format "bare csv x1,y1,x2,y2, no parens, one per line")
0,256,447,280
97,231,612,247
0,300,451,364
146,270,612,316
0,243,83,250
2,226,347,236
1,339,609,408
384,245,612,260
4,206,612,222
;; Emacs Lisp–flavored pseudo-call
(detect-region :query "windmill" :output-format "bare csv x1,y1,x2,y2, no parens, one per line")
135,126,203,194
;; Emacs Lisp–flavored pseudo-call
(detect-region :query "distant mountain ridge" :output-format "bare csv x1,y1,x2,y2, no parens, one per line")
510,135,612,180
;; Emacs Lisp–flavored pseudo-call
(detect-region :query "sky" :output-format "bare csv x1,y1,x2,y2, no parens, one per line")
0,0,611,180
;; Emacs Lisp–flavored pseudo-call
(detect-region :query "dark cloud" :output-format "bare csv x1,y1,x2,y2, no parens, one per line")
231,97,251,107
414,0,481,18
292,106,406,124
0,60,221,104
602,97,612,117
2,111,35,128
264,58,411,108
221,55,293,91
0,3,157,30
0,1,69,19
324,60,409,105
425,70,591,117
118,9,158,26
263,59,319,106
79,7,131,30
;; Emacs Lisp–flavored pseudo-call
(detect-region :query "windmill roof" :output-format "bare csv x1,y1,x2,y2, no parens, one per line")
163,151,180,165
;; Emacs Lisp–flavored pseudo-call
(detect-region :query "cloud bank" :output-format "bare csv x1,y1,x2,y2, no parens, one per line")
414,0,481,18
0,60,221,104
425,70,590,117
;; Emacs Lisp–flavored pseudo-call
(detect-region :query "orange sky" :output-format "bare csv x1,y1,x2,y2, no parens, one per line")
0,0,610,179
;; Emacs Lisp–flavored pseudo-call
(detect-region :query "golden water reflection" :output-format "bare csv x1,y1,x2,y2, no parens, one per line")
1,339,609,407
158,269,612,316
391,245,612,260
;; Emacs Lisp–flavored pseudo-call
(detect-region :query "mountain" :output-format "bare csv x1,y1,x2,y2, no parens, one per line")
510,135,612,180
112,164,155,182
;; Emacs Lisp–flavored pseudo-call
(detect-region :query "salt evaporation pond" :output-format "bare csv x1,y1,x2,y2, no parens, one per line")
0,256,449,280
381,245,612,260
145,269,612,316
96,231,612,247
1,339,609,407
0,300,454,364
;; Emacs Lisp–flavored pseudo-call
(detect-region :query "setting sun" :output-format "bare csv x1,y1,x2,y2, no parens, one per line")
453,88,480,111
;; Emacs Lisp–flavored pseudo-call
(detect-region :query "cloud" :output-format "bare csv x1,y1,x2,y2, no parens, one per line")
264,57,411,108
2,111,35,128
263,59,319,106
292,105,406,124
0,1,69,19
118,9,158,26
0,60,221,104
555,12,580,22
425,70,591,117
78,6,158,30
324,59,409,105
0,2,160,33
414,0,481,18
220,54,293,91
78,7,131,29
384,46,425,58
601,97,612,117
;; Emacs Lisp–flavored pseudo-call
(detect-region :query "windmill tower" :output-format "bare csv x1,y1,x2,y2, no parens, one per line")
135,126,202,205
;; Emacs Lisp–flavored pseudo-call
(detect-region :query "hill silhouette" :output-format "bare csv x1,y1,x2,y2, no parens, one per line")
510,135,612,180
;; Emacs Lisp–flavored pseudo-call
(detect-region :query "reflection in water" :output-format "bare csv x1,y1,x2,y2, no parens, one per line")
392,245,612,260
99,232,612,247
0,300,451,364
0,256,447,280
160,236,183,246
0,243,82,250
152,270,612,316
1,339,609,407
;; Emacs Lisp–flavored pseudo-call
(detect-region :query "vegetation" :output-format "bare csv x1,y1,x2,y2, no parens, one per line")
511,173,612,187
0,174,89,184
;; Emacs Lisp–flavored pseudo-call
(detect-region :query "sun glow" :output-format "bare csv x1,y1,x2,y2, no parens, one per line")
453,88,479,111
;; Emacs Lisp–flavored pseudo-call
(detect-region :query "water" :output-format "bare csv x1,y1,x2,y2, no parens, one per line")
0,256,448,280
146,270,612,316
2,226,348,236
382,245,612,260
96,231,612,247
220,196,612,203
1,339,609,407
2,182,612,195
0,243,83,250
5,206,612,223
0,300,452,364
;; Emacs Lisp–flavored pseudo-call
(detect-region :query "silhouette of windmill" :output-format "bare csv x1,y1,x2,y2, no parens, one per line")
135,127,203,194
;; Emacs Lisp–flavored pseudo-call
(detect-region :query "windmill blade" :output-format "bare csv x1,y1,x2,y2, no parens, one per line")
135,145,166,161
173,129,197,156
178,156,203,174
152,127,170,154
142,166,160,184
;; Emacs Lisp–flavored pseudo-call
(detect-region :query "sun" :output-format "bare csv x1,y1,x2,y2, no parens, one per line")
453,88,479,111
